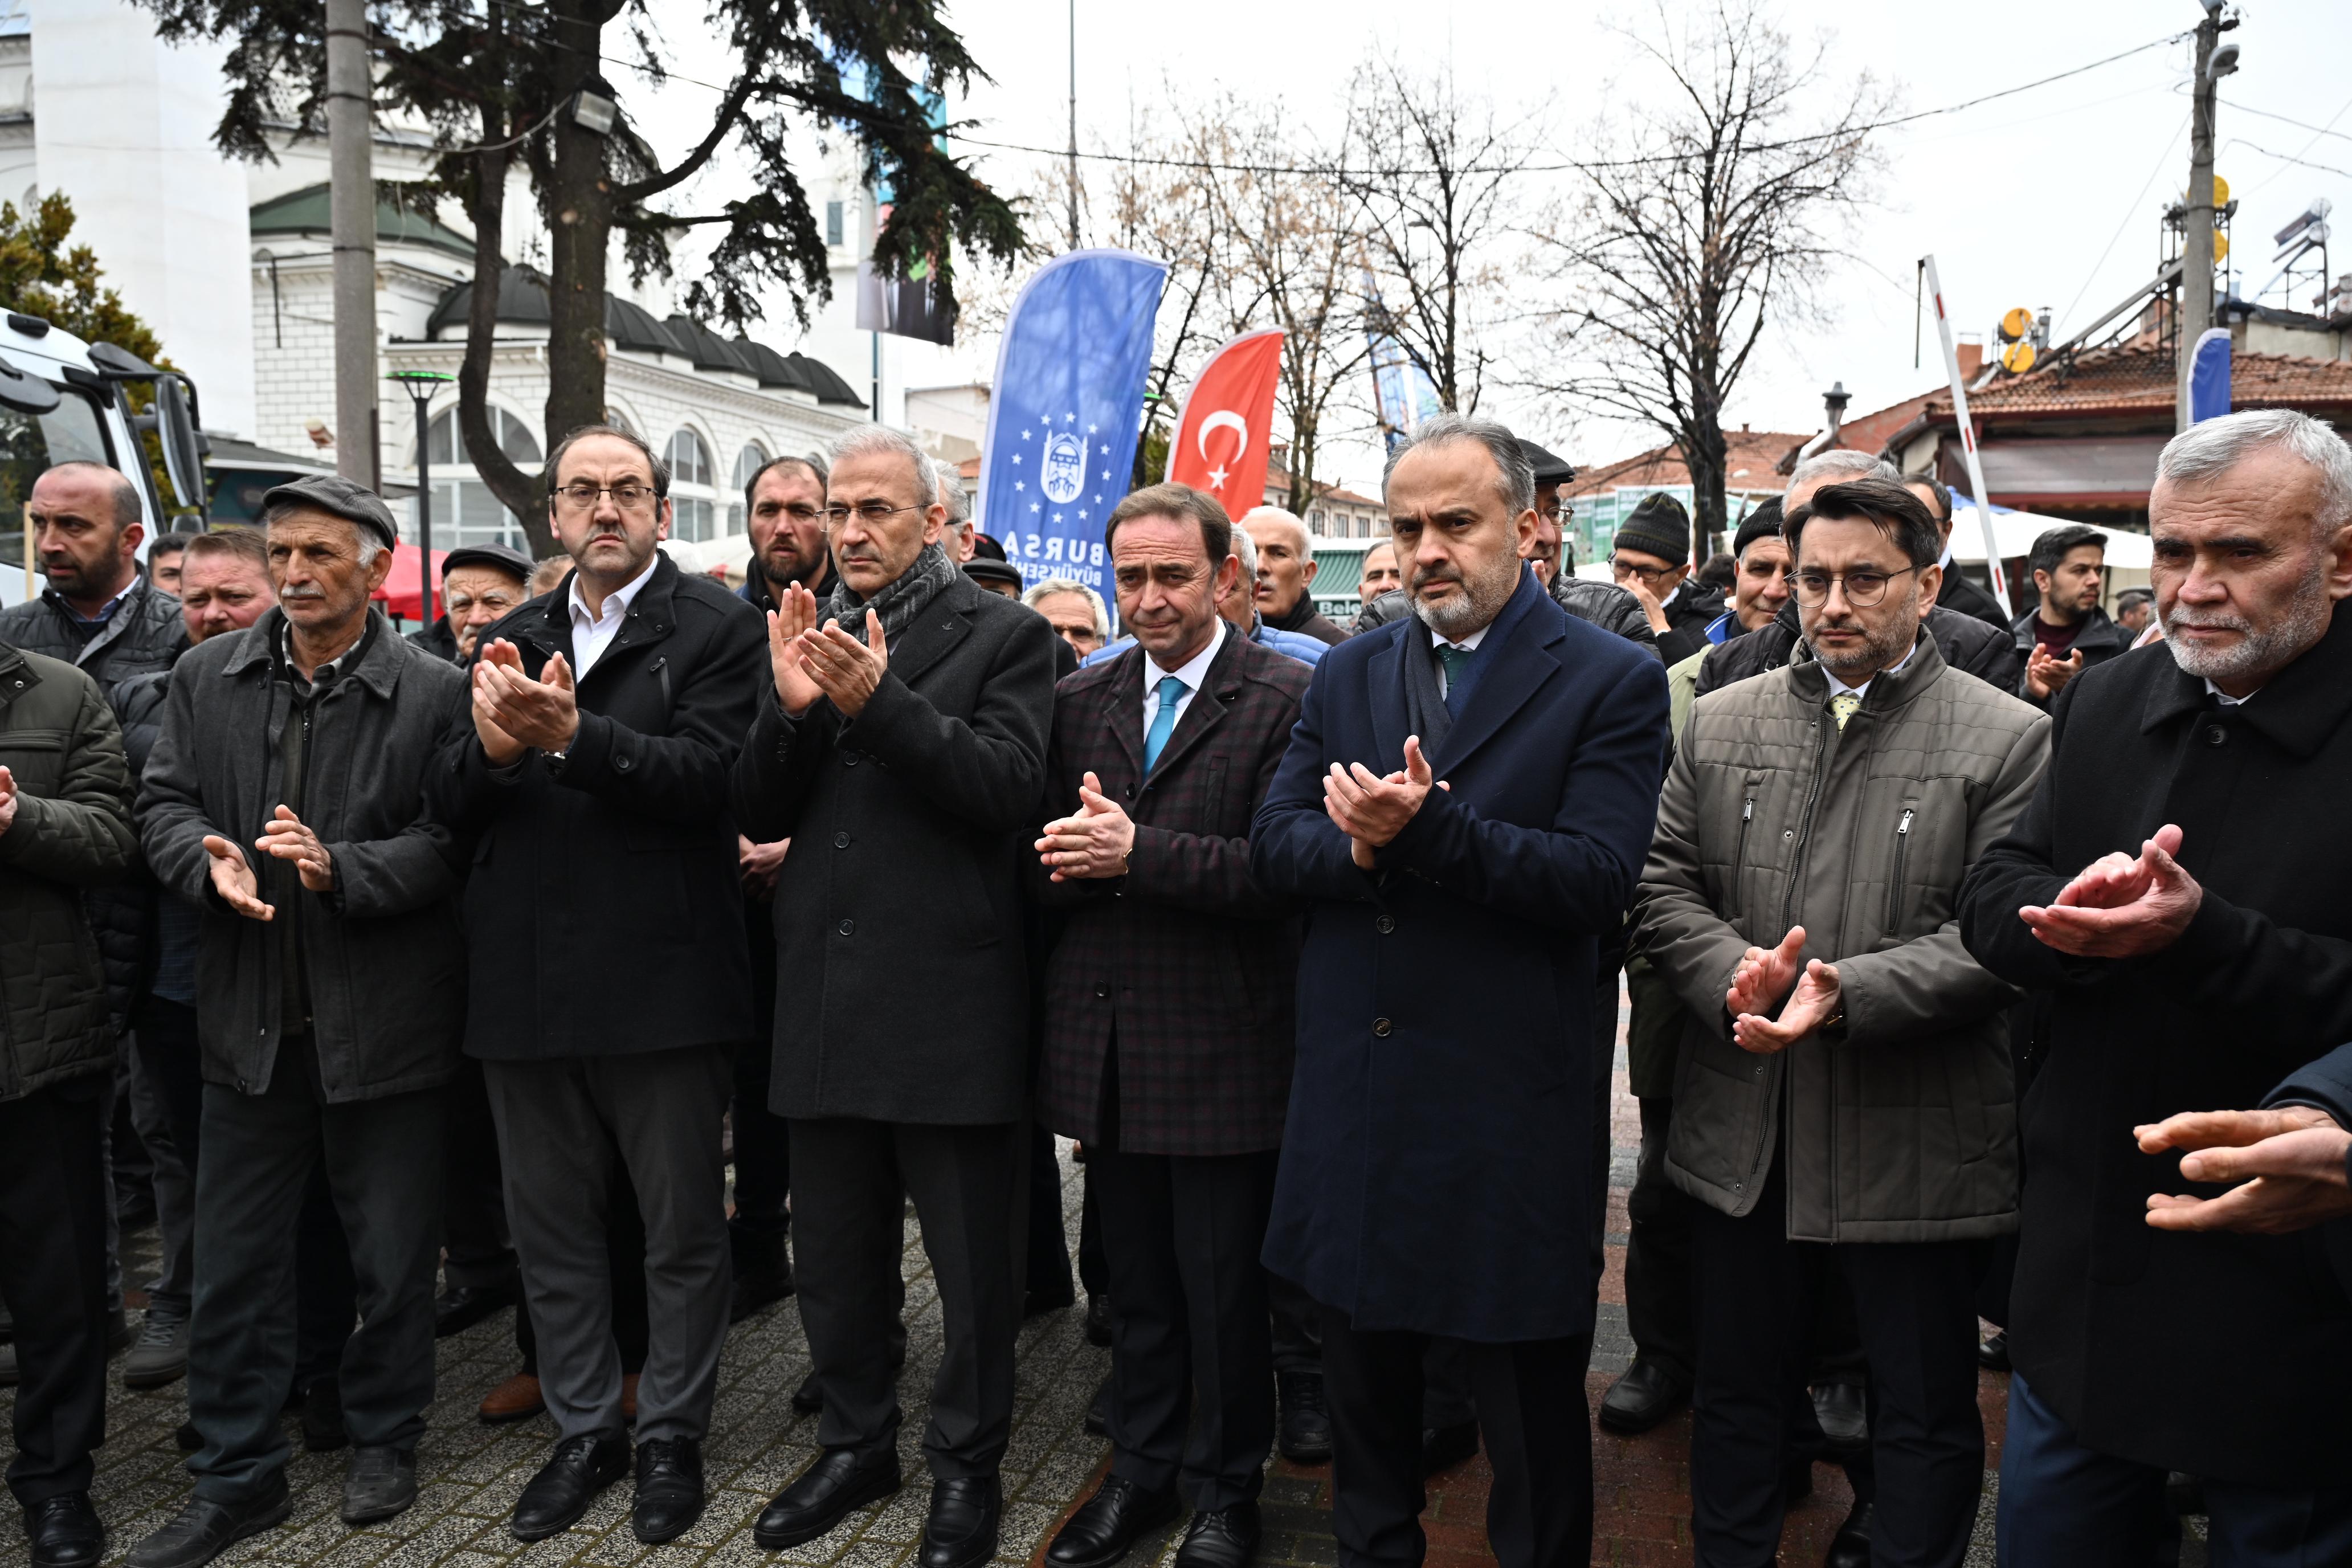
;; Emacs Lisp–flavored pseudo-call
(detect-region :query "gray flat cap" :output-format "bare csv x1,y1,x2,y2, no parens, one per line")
440,543,535,583
260,473,401,551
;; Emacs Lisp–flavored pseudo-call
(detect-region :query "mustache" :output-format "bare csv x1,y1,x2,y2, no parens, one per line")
2165,610,2252,633
1409,564,1464,593
279,584,326,600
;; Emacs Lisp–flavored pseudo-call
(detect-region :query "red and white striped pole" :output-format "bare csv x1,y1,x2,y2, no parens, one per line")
1922,254,2012,616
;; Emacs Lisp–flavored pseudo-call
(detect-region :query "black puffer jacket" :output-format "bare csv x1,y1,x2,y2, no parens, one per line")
1353,571,1662,658
1694,599,2023,700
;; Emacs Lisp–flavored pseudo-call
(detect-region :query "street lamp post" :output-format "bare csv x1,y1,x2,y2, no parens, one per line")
386,369,456,630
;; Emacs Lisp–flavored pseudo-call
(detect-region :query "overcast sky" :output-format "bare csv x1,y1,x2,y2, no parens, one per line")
647,0,2352,493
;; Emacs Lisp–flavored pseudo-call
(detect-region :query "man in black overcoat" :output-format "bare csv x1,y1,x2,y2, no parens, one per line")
730,426,1057,1568
1031,484,1313,1568
1957,409,2352,1562
428,426,767,1549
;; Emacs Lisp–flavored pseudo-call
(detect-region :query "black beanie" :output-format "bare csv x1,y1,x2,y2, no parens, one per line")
1732,497,1785,558
1611,491,1690,567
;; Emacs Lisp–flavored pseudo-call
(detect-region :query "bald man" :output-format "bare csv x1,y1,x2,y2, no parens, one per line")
1240,508,1345,646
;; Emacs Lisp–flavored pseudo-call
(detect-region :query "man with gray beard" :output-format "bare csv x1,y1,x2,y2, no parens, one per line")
1958,409,2352,1562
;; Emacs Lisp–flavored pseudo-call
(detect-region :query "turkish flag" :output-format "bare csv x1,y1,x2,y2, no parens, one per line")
1166,329,1284,512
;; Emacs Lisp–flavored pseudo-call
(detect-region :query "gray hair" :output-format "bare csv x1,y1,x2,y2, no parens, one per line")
1023,577,1109,639
2156,409,2352,536
1785,448,1898,503
1240,505,1313,565
1230,522,1259,577
1382,413,1536,516
932,459,971,526
828,426,937,508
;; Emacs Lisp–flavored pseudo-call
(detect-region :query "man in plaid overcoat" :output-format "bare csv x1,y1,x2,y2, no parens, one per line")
1032,483,1314,1568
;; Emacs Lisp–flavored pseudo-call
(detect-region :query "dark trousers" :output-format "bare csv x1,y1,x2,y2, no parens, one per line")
442,1056,516,1293
1078,1161,1109,1300
1689,1161,1983,1568
186,1061,444,1502
1623,1096,1696,1383
1997,1371,2352,1566
1318,1300,1593,1568
0,1077,110,1506
792,1116,1026,1479
484,1047,732,1444
1269,1272,1321,1374
732,899,793,1277
512,1169,650,1378
1093,1148,1277,1508
132,1000,358,1383
1026,1124,1075,1300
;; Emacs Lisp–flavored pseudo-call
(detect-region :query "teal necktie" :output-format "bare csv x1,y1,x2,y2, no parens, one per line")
1435,643,1474,696
1144,675,1185,771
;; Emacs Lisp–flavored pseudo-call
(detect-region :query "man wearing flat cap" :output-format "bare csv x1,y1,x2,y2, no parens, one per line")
1610,492,1723,664
130,475,472,1567
410,543,538,665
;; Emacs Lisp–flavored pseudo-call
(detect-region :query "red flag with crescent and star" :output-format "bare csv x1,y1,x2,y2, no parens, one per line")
1166,329,1285,512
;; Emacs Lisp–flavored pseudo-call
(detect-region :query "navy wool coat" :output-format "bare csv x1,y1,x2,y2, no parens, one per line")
1251,569,1670,1342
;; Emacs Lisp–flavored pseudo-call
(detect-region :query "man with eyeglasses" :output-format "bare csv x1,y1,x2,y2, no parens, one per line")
731,425,1057,1568
428,424,767,1549
1610,492,1724,664
1637,476,2048,1567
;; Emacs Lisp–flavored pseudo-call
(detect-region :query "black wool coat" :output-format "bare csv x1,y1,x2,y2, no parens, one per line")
1958,602,2352,1486
430,554,766,1061
1034,626,1313,1157
730,570,1058,1126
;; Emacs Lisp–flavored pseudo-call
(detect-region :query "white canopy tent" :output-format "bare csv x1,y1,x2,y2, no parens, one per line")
1946,504,2151,605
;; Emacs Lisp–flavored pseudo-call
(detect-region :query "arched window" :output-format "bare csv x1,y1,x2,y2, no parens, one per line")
666,428,716,542
416,407,542,552
728,441,771,535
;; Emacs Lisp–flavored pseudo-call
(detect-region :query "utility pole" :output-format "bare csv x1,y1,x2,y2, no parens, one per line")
326,0,377,483
2178,2,2226,432
1066,0,1079,249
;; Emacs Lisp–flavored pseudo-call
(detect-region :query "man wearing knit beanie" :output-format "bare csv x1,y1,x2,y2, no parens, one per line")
1608,492,1720,663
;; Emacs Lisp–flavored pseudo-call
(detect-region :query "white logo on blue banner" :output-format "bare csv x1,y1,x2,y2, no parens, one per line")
979,250,1169,593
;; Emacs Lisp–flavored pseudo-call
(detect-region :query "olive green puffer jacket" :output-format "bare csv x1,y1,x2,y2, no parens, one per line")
0,638,135,1101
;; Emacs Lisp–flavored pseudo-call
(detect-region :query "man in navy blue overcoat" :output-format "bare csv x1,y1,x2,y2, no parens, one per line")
1251,416,1669,1568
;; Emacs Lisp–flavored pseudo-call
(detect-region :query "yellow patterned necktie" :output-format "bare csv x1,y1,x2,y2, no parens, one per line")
1830,692,1861,731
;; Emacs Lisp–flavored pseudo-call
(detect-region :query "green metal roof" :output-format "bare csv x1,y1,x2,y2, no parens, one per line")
250,183,477,261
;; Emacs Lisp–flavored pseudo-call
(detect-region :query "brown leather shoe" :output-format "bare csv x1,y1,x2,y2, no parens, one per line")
479,1373,545,1424
622,1373,640,1425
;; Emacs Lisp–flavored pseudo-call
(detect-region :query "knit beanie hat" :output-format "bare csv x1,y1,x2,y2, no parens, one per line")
1611,492,1690,567
1732,497,1785,559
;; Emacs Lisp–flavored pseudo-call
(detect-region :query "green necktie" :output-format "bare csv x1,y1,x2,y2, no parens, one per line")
1436,643,1474,695
1829,692,1861,731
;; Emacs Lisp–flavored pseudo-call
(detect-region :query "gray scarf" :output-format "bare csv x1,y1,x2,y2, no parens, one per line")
819,541,960,646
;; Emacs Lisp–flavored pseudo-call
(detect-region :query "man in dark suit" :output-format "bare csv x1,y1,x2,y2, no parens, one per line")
429,426,767,1548
1958,409,2352,1562
1031,484,1313,1568
1252,415,1669,1567
730,426,1057,1568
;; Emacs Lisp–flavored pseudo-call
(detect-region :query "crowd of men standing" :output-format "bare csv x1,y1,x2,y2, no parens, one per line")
7,399,2352,1568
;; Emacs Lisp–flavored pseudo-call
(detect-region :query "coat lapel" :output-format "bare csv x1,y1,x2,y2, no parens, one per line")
1430,601,1563,776
1095,643,1146,781
1367,624,1414,770
879,575,981,692
1145,626,1245,782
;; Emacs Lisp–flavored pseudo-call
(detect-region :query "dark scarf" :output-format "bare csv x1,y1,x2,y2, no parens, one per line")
818,541,958,644
1266,593,1324,634
1400,615,1453,750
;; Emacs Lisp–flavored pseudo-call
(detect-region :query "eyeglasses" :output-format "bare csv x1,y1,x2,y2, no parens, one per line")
1536,500,1571,523
554,482,658,514
822,501,925,529
1785,564,1920,608
1610,558,1675,584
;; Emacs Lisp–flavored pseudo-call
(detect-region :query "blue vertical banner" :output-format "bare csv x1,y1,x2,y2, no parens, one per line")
979,249,1168,593
2188,326,2233,424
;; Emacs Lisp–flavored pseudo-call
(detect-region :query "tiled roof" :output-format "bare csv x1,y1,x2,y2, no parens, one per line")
1562,428,1810,496
1924,336,2352,420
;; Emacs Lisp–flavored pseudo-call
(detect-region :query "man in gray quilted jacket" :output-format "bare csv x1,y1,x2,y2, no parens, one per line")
1635,477,2049,1568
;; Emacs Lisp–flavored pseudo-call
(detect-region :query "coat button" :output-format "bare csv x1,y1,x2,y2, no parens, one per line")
1375,914,1395,934
1095,983,1109,998
1373,1017,1393,1037
837,918,855,937
614,754,632,771
834,831,850,848
2206,725,2227,746
844,752,860,766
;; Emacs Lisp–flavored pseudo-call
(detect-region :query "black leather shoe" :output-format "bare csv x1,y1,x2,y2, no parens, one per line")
1173,1502,1260,1568
22,1493,104,1568
509,1432,631,1542
1276,1370,1331,1463
125,1476,291,1568
340,1447,416,1526
1823,1498,1872,1568
1084,1374,1112,1438
1811,1383,1868,1455
301,1374,348,1453
790,1369,823,1416
433,1284,516,1340
730,1266,795,1325
1085,1294,1114,1348
1046,1477,1179,1568
918,1476,1001,1568
1977,1329,2011,1371
631,1437,705,1545
755,1448,902,1549
1422,1420,1479,1477
1597,1359,1689,1436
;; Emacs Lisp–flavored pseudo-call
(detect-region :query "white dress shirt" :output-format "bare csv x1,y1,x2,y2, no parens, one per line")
2204,680,2252,707
567,554,659,679
1431,621,1492,700
1142,618,1226,740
